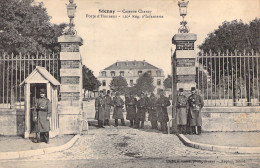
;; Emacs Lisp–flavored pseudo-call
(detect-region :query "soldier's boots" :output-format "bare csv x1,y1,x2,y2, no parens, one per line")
134,121,140,129
115,119,119,127
151,121,158,129
130,120,134,127
121,119,126,126
104,119,110,126
198,126,202,135
177,125,187,134
140,121,144,129
98,120,105,128
191,126,196,134
191,126,201,135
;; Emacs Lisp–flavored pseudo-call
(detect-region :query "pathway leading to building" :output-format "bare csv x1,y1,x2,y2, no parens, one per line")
15,126,259,161
1,126,260,168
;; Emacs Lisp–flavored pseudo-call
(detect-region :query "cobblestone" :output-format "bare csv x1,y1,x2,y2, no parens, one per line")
20,125,251,161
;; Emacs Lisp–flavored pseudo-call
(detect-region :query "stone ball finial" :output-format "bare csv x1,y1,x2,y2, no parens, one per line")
69,0,74,4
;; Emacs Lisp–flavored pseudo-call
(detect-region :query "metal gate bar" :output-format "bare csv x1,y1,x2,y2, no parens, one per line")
0,52,60,109
197,50,260,107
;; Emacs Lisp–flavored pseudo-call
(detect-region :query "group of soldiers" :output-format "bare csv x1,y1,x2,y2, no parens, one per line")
95,87,204,135
176,87,204,135
95,89,171,133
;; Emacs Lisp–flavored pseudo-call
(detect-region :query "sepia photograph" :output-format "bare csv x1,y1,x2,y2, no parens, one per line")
0,0,259,167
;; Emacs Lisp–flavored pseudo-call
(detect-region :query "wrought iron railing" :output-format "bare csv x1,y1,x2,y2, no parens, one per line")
0,52,60,109
196,50,260,107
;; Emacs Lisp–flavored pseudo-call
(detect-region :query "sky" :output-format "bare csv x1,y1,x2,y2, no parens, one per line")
38,0,259,76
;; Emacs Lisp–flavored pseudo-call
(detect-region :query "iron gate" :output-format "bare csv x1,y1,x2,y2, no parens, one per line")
0,52,60,109
196,50,260,107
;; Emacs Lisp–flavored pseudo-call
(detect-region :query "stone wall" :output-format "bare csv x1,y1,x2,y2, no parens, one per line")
0,109,24,136
202,107,260,132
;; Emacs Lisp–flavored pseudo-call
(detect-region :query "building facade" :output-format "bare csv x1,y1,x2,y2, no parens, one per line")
98,60,165,93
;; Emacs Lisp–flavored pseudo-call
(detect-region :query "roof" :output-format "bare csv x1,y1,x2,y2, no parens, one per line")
104,60,160,71
20,66,60,86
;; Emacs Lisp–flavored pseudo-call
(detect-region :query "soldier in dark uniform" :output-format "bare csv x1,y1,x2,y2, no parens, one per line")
187,87,204,135
104,90,112,126
112,92,126,126
176,88,188,134
34,88,51,143
125,92,137,127
147,93,158,129
136,92,147,129
95,90,105,128
156,89,171,133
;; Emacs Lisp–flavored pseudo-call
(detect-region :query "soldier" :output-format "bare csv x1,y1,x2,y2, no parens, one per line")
95,90,105,128
187,87,204,135
125,92,137,127
104,90,112,126
176,88,188,134
136,92,147,129
112,92,126,126
156,89,171,133
34,88,51,144
147,93,158,129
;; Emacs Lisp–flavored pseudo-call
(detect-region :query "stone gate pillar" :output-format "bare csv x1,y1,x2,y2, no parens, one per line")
171,33,197,132
58,35,83,134
172,33,197,95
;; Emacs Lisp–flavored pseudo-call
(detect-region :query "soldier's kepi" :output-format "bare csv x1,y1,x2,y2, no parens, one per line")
187,87,204,135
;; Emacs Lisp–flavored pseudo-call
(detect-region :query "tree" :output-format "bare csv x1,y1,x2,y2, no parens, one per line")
199,19,260,53
110,76,128,94
198,18,260,105
0,0,67,54
82,65,100,98
135,72,155,95
163,75,172,89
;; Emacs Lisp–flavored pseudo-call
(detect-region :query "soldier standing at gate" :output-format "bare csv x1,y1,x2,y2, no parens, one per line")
187,87,204,135
112,92,126,126
176,88,188,134
104,90,112,126
147,93,158,129
34,88,51,143
156,89,171,133
95,90,105,128
135,92,147,129
125,92,137,127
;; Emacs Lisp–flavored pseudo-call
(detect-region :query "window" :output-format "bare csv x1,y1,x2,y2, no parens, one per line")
102,80,106,86
157,79,161,86
130,80,134,87
101,71,106,77
110,71,115,77
138,71,142,76
156,70,161,76
120,71,124,76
